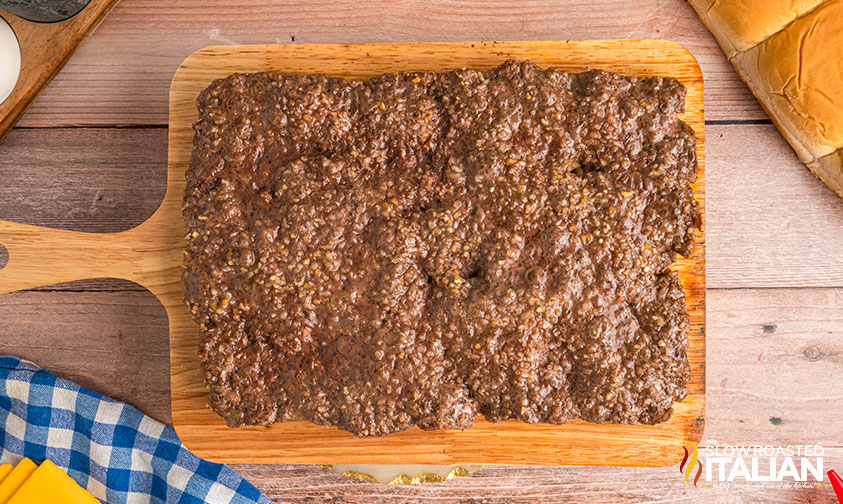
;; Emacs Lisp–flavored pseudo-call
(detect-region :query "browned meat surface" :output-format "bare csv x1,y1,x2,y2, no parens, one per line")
183,59,698,437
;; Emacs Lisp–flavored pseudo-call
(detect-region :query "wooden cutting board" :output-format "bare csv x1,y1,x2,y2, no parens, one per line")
0,40,705,467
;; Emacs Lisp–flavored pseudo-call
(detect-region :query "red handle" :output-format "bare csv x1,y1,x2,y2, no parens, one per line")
829,470,843,503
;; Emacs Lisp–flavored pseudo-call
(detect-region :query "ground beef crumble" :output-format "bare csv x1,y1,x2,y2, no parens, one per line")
182,59,698,437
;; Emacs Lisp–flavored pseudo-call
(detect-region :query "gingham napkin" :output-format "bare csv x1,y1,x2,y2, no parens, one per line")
0,355,272,504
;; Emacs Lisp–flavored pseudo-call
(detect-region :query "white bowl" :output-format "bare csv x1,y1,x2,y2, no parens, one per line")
0,16,21,105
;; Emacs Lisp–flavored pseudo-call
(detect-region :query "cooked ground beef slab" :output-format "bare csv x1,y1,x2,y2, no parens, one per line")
182,59,698,437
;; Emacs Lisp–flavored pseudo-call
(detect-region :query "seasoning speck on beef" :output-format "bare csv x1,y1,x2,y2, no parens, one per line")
182,59,698,437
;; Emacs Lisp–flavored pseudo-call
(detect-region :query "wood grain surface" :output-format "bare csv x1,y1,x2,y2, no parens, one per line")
3,125,840,290
0,0,841,501
15,0,765,126
0,0,120,139
237,449,843,504
162,39,705,466
2,285,840,502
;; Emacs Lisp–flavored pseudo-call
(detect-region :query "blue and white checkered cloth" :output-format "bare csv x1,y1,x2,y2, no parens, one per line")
0,355,272,504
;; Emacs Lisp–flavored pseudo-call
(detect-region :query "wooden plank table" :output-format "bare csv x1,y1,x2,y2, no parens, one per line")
1,0,841,502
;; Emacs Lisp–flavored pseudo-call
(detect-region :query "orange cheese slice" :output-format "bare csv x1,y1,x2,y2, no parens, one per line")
0,465,12,486
7,460,99,504
0,458,37,504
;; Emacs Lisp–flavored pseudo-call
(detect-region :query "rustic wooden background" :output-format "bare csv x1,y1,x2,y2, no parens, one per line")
1,1,841,502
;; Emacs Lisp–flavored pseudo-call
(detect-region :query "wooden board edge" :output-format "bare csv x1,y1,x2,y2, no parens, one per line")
680,33,706,456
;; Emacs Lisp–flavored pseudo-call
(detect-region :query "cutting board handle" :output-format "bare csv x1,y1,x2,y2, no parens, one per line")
0,219,141,295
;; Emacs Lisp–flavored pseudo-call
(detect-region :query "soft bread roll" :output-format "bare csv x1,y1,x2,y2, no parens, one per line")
688,0,825,56
739,0,843,160
688,0,843,198
813,152,843,197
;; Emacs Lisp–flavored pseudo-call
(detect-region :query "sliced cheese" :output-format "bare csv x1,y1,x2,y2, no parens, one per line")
0,459,36,504
7,460,99,504
0,465,12,486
